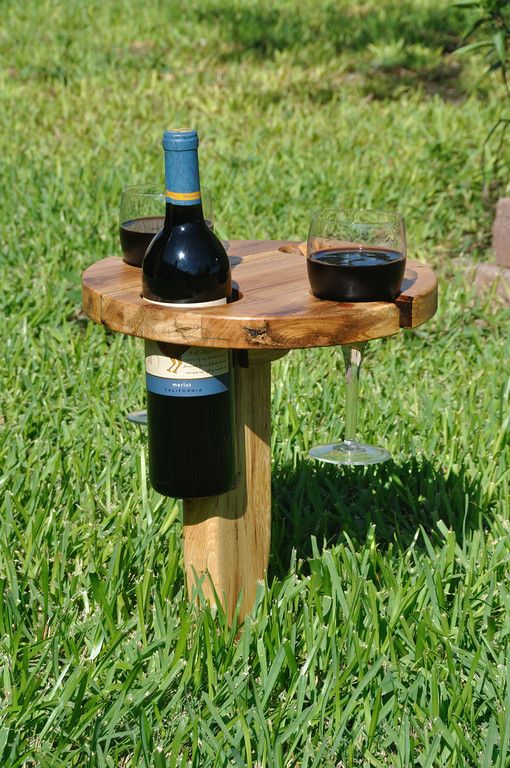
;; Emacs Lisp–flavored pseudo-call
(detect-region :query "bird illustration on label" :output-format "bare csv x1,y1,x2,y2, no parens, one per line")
167,358,183,374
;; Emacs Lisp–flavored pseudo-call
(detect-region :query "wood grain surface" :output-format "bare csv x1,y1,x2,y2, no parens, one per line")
82,240,438,349
182,359,271,622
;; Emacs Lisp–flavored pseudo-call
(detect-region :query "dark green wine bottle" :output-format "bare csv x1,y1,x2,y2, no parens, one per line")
142,130,236,498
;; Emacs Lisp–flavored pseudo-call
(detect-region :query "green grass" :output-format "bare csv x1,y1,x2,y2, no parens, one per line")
1,0,510,765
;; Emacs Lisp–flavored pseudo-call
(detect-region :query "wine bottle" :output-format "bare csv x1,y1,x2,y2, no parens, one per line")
141,129,237,498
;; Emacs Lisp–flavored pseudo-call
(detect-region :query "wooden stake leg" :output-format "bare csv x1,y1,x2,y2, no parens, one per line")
182,358,271,623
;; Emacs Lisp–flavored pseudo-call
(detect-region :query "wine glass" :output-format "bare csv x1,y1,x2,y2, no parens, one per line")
306,207,406,465
121,185,215,426
119,184,215,267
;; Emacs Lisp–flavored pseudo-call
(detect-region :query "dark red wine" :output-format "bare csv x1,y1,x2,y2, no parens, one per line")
120,216,214,268
142,129,236,498
307,247,406,302
120,216,165,267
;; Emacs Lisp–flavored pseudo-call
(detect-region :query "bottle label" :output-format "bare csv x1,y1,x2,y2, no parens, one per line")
164,147,201,207
145,342,229,398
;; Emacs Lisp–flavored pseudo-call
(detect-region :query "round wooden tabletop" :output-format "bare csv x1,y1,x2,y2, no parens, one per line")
82,239,438,349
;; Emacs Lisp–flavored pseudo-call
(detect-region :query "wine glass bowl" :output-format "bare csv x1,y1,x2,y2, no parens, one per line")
307,208,406,302
306,207,406,466
119,184,165,267
119,184,214,267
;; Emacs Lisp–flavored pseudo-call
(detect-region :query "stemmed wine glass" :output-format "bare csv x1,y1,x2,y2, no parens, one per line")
306,207,406,465
120,185,215,426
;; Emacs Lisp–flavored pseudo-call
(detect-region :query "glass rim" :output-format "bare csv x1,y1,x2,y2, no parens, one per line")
309,206,404,225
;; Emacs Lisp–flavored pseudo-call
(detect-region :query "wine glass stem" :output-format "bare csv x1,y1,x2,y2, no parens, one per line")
342,343,366,443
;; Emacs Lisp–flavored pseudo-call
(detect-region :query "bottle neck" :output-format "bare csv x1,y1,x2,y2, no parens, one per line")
164,144,203,222
165,201,204,226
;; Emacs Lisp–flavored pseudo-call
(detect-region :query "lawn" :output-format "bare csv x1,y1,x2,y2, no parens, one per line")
1,0,510,765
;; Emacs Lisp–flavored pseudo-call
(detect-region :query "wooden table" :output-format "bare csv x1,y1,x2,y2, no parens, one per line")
82,239,438,621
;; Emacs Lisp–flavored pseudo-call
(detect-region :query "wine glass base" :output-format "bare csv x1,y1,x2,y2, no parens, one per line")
309,440,390,466
126,410,147,426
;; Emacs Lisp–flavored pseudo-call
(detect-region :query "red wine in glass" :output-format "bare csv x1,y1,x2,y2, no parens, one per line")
120,216,165,267
307,246,406,302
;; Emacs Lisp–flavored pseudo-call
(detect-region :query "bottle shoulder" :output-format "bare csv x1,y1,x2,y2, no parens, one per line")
145,221,228,268
141,217,232,303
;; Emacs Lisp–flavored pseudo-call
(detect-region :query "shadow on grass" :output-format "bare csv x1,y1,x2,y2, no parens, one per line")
197,1,465,59
193,0,466,102
361,63,463,102
269,456,484,580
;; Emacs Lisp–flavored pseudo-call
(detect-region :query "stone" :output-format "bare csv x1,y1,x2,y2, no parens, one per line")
492,197,510,267
474,262,510,302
